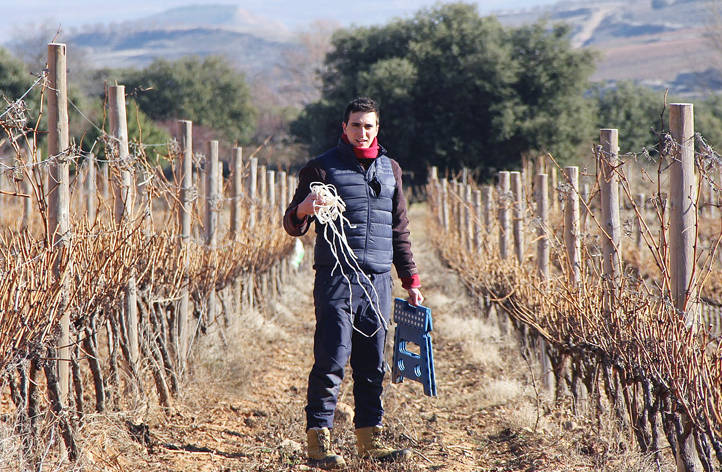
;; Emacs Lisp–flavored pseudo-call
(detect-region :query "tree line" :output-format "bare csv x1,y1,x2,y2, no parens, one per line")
1,2,722,178
292,2,722,181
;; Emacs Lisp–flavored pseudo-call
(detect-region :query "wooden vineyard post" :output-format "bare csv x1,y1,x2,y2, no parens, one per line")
267,169,277,295
197,158,206,230
448,179,454,233
245,157,258,308
177,120,193,369
288,175,296,210
455,181,462,237
279,171,288,281
483,185,493,232
137,158,152,236
669,104,699,326
564,166,582,285
204,140,220,245
511,171,524,263
230,147,243,238
473,189,482,251
435,177,443,227
205,140,220,323
287,175,296,220
109,86,134,223
456,181,463,241
535,174,550,280
259,165,267,221
526,158,534,188
248,157,258,229
450,181,457,239
430,166,440,222
47,42,72,405
668,104,702,472
599,130,622,300
279,171,287,221
458,181,464,237
498,171,511,260
551,166,558,212
458,182,465,242
267,170,276,215
86,152,97,225
230,147,243,313
441,179,449,231
450,181,458,239
464,184,472,251
496,171,511,334
291,176,298,207
534,173,553,390
109,85,139,368
581,183,590,233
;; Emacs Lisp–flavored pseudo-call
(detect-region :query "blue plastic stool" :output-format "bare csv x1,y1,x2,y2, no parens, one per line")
391,298,437,397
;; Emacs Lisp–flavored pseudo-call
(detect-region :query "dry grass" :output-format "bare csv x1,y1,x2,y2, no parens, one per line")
428,164,710,469
0,202,664,471
438,314,504,369
0,153,295,468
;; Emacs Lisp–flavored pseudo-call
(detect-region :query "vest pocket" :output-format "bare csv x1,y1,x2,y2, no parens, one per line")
368,177,381,197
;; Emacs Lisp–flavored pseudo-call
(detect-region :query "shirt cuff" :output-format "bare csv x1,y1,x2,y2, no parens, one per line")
401,274,421,290
289,206,308,228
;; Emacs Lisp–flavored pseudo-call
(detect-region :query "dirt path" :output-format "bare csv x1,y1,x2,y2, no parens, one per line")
110,204,651,472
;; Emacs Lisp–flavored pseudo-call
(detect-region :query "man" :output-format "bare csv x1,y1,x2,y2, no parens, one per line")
283,97,423,469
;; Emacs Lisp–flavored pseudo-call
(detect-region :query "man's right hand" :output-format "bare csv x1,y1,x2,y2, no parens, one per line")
296,191,324,219
407,288,424,307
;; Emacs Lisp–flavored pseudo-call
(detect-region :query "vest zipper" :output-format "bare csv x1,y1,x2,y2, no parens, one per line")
362,162,372,269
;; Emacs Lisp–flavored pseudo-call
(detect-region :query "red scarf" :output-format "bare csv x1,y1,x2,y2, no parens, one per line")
342,133,379,159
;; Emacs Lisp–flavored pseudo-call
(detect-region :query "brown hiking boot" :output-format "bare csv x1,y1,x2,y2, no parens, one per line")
306,427,346,470
355,425,412,462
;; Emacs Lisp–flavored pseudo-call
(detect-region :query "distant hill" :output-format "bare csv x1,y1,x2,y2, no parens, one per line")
66,1,722,100
136,4,293,42
497,0,721,94
71,26,291,73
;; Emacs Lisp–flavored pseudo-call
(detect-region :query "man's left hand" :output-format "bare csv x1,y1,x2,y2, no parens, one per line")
407,288,424,306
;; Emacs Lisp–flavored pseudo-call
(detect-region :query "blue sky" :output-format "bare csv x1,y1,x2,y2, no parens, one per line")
1,0,558,41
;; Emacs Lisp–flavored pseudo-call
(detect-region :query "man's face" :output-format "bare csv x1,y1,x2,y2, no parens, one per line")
342,111,379,148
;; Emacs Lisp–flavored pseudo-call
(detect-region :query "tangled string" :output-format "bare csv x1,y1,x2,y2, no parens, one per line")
310,182,388,337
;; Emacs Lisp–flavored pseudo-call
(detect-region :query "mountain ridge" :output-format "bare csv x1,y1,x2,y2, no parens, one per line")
64,0,722,97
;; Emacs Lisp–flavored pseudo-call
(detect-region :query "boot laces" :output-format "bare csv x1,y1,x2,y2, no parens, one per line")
371,429,385,449
316,429,332,454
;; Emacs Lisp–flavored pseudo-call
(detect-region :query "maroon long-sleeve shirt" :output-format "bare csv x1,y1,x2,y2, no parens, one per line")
283,156,420,287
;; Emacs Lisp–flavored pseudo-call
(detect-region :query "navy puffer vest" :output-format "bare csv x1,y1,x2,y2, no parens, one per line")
313,143,396,274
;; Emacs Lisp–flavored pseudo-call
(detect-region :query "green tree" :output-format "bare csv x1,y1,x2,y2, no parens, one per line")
0,47,33,102
592,81,665,155
507,22,596,163
124,56,256,143
695,94,722,151
291,3,596,180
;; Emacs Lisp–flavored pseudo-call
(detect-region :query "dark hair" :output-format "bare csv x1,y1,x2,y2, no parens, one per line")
343,97,379,124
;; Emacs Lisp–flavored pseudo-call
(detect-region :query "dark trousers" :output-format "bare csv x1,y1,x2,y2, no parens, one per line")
306,268,392,430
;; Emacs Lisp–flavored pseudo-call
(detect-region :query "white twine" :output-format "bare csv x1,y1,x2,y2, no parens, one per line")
310,181,388,338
